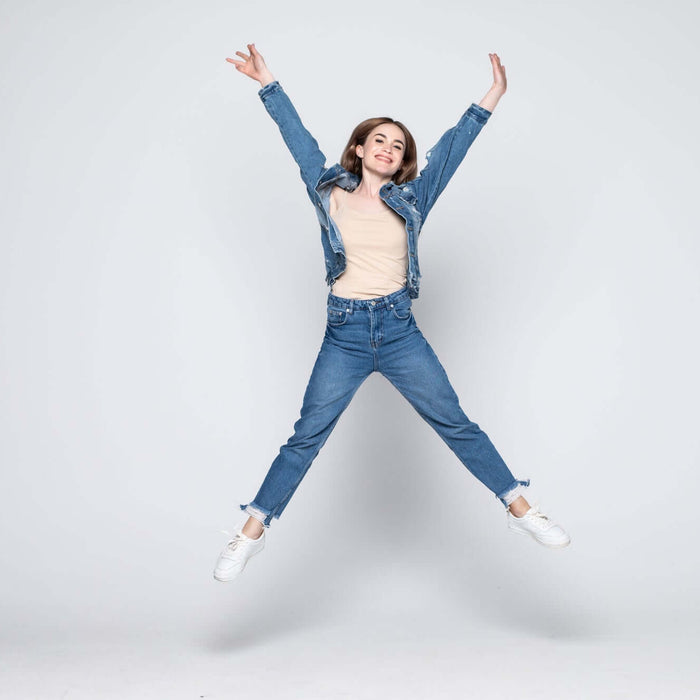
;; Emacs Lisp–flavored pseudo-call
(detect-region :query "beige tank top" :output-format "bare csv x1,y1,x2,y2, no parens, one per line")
330,187,409,300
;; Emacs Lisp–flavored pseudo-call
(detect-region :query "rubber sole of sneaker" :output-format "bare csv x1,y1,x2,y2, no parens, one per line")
213,573,241,583
213,560,256,582
508,524,571,549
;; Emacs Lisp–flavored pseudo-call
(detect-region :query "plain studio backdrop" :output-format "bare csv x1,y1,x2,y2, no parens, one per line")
2,1,699,698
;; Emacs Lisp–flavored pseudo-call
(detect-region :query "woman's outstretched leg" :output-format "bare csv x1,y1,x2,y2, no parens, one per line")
214,331,373,582
380,325,525,501
379,323,569,547
241,331,374,526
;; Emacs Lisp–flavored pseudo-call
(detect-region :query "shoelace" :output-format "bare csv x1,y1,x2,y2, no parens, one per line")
220,529,246,551
525,505,553,530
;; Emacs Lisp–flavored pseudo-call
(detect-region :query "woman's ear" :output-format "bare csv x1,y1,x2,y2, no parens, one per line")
355,144,364,159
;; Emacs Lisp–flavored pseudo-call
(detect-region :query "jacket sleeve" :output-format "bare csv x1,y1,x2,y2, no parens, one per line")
412,102,492,220
258,80,327,195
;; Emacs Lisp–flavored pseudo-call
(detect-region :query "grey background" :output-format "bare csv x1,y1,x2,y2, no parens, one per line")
2,0,699,697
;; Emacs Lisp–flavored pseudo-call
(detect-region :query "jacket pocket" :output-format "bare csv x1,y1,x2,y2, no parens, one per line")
400,185,418,205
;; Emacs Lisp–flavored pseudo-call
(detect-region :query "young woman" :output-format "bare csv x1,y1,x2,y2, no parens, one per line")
214,44,570,582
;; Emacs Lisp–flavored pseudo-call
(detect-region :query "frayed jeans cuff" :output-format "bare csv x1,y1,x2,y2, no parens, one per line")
496,479,530,508
240,503,272,528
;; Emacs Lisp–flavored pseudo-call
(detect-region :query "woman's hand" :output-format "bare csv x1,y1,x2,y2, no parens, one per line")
225,43,276,87
488,52,507,94
478,52,507,112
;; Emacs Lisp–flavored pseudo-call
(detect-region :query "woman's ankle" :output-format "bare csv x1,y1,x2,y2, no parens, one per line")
242,516,265,539
508,496,531,518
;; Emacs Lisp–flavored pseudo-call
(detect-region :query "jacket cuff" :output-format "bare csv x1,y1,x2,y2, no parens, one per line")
258,80,281,100
467,103,492,123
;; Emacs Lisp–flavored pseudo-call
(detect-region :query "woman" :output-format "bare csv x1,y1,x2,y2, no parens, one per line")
214,44,570,582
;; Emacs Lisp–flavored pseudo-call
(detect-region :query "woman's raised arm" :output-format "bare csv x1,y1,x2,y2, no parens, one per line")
478,53,507,112
411,52,507,219
225,44,327,194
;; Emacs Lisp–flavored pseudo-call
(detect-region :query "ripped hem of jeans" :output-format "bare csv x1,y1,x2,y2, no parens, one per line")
496,479,530,508
239,503,276,528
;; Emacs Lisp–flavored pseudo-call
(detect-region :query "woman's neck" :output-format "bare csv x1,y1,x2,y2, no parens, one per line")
353,171,392,200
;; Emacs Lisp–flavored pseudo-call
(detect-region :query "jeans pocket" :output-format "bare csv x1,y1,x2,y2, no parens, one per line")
391,300,412,320
327,306,348,326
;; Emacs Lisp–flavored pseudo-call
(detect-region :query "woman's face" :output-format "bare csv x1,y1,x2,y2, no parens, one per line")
356,123,405,178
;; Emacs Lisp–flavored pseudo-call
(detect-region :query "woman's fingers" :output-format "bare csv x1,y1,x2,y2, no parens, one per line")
226,43,269,83
225,47,254,63
489,53,504,70
249,43,266,63
489,53,507,91
226,48,254,72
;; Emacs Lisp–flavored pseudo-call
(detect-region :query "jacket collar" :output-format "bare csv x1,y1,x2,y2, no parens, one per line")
316,164,360,192
316,164,412,208
317,164,402,194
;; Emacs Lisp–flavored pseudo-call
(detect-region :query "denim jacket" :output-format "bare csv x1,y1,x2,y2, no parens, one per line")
257,80,492,299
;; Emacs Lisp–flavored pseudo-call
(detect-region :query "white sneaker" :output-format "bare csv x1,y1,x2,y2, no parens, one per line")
213,527,265,582
507,504,571,548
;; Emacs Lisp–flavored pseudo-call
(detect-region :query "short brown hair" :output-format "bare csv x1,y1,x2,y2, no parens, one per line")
340,117,418,185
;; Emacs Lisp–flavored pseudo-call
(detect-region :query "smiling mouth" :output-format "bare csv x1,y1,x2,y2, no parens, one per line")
375,156,392,164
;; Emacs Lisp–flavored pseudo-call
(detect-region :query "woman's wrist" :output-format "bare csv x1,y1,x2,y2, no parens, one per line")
258,72,276,88
478,84,506,112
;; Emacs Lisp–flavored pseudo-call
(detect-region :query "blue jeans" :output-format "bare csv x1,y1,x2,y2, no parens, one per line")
240,286,529,527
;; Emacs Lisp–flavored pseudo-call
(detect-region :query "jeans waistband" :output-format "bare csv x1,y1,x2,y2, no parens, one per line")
327,286,410,311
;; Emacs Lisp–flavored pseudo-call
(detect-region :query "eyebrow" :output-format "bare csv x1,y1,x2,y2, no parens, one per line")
375,132,405,147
